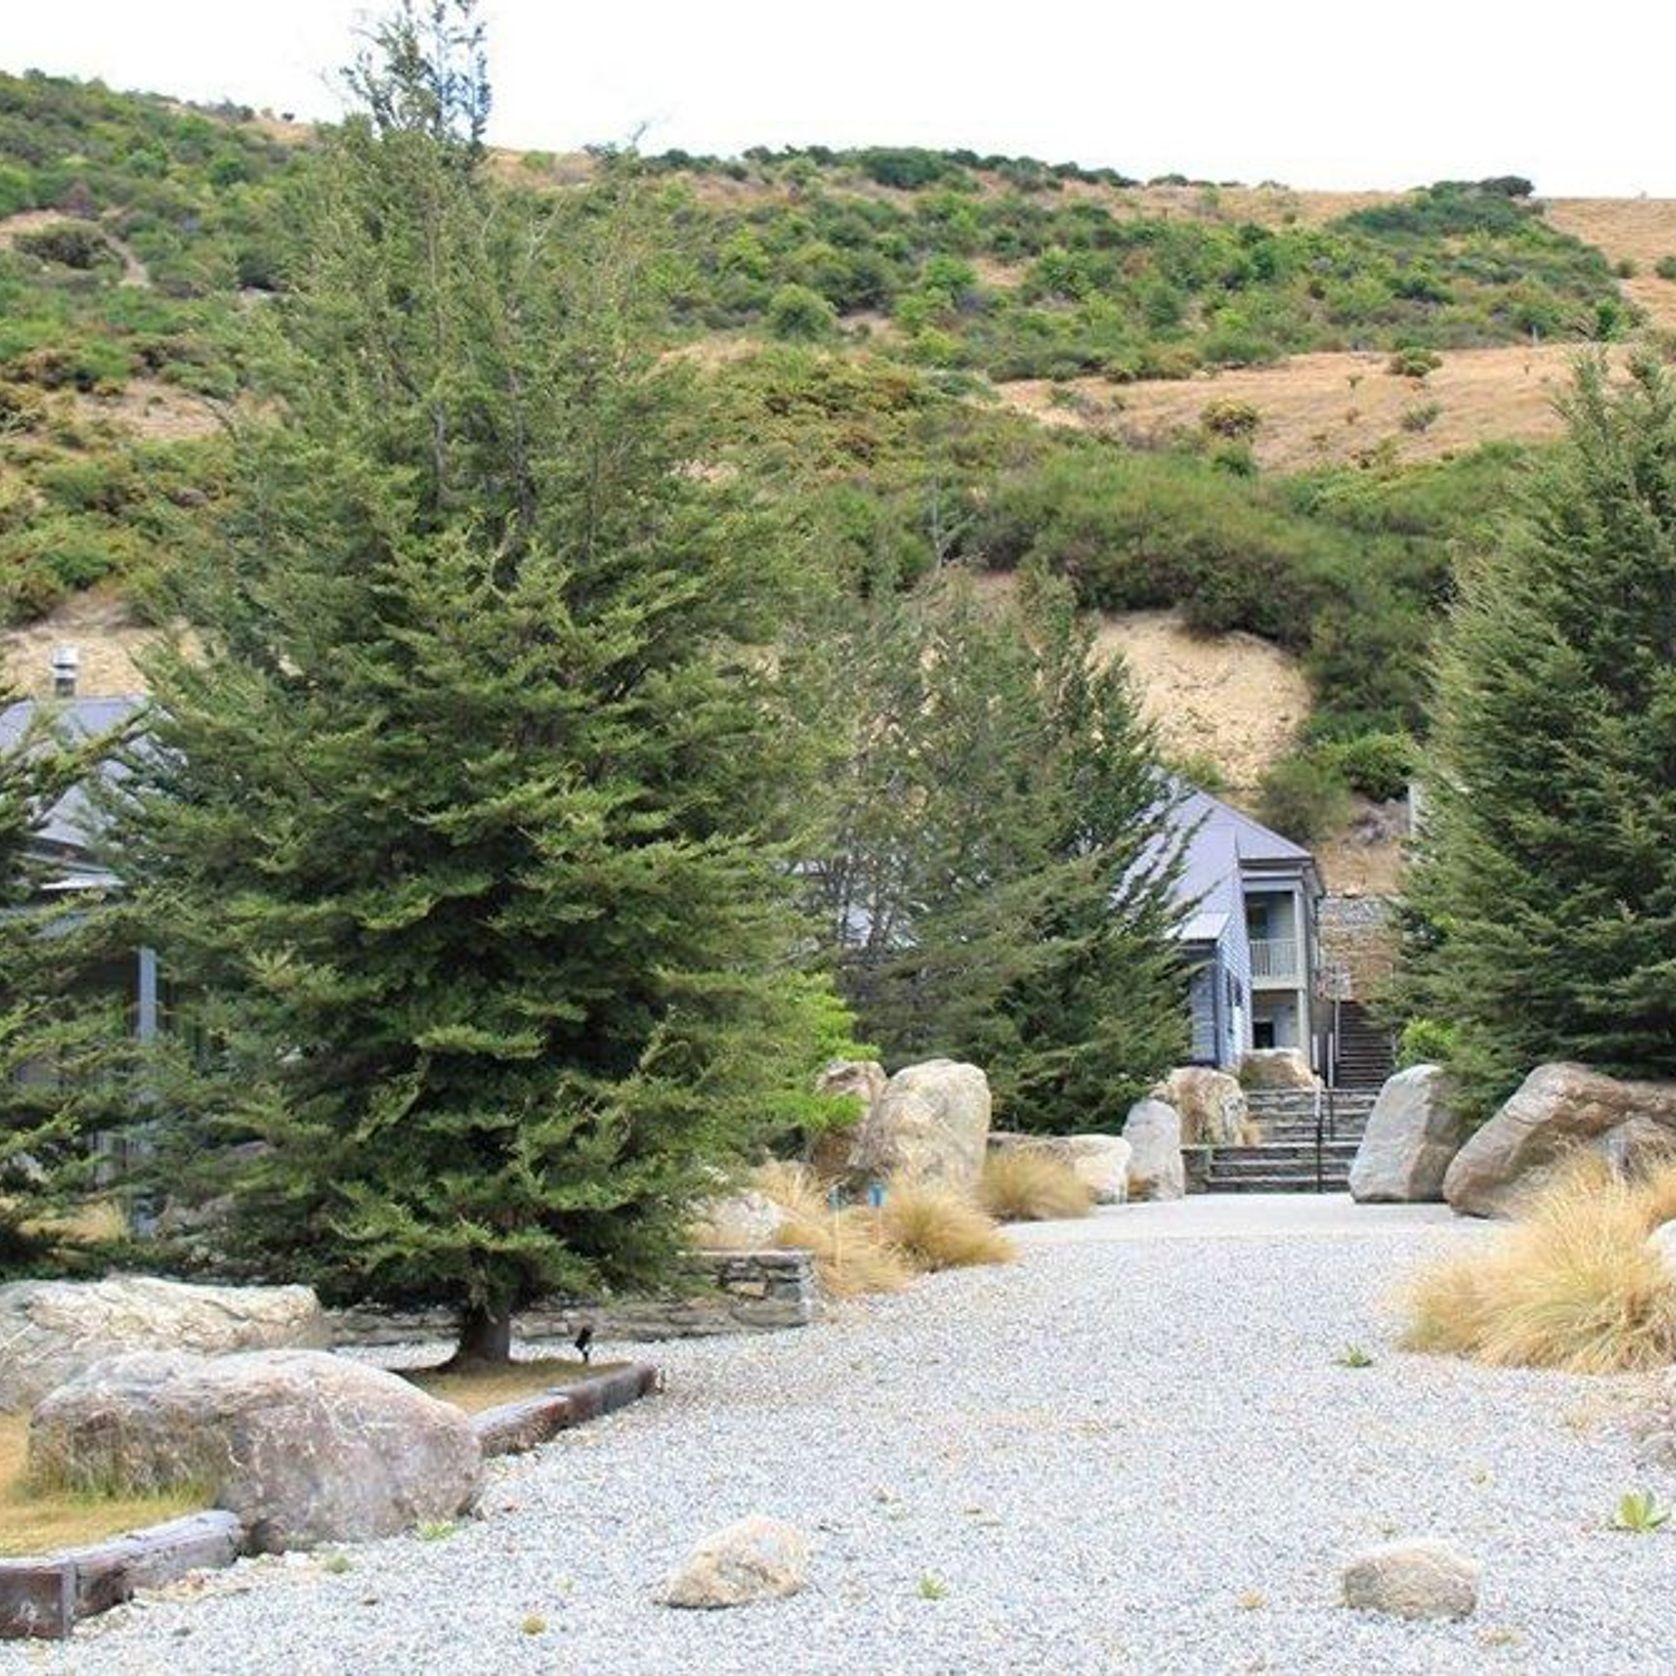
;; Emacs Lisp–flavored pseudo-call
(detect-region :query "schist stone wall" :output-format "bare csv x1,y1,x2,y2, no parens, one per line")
329,1249,818,1348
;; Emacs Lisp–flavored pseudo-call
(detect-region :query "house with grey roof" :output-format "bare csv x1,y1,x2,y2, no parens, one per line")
1169,786,1322,1073
0,681,157,1042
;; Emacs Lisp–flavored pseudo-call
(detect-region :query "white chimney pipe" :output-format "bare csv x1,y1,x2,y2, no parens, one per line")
50,645,79,698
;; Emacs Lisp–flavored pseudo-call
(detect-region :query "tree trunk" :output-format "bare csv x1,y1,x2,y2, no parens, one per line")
449,1302,513,1368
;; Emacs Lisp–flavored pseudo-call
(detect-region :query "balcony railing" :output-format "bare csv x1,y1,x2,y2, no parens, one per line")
1249,937,1300,982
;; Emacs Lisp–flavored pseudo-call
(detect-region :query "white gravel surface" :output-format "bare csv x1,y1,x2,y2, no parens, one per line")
5,1195,1671,1675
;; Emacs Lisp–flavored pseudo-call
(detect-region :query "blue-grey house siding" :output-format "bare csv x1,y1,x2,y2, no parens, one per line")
1168,786,1320,1072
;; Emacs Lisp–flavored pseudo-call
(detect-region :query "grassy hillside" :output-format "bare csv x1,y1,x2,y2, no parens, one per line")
4,70,1675,843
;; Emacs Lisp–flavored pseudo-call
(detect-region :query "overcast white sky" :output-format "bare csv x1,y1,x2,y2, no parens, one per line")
7,1,1674,196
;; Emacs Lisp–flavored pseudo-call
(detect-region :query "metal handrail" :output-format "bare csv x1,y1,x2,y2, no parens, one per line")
1249,937,1301,980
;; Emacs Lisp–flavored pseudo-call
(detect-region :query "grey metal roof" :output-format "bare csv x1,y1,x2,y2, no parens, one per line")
0,695,144,858
1167,785,1314,922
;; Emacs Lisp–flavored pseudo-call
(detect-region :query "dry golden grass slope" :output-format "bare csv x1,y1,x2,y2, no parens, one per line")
1545,198,1676,328
995,344,1638,472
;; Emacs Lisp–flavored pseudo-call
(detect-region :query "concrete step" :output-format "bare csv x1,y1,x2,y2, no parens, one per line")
1261,1126,1367,1144
1202,1172,1350,1193
1209,1157,1357,1180
1213,1140,1361,1159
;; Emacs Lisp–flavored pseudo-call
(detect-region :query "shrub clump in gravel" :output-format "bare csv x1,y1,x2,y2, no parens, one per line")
1401,1157,1676,1373
754,1162,1015,1288
979,1150,1095,1222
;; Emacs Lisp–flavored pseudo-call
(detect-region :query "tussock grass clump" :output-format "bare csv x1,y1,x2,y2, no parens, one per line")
1401,1158,1676,1374
753,1162,913,1298
979,1150,1094,1222
0,1416,208,1556
879,1181,1017,1272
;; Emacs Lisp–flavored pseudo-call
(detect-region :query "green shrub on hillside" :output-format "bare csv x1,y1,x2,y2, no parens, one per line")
1255,752,1352,844
1327,730,1416,801
15,222,114,270
766,283,838,341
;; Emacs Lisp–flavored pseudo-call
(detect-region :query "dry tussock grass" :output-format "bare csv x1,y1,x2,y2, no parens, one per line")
753,1161,913,1297
753,1162,1015,1288
1402,1157,1676,1374
0,1415,206,1557
879,1182,1017,1271
979,1150,1094,1222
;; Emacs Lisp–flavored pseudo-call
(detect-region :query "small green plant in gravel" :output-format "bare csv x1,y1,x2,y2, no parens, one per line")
917,1573,949,1600
320,1552,353,1575
416,1521,457,1542
1337,1344,1375,1368
1610,1491,1670,1533
521,1615,548,1635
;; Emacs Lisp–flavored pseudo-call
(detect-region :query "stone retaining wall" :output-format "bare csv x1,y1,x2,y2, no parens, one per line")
330,1249,817,1348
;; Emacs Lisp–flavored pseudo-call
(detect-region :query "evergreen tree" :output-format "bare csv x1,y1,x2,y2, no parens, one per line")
0,690,136,1272
116,4,839,1362
811,569,1189,1130
1400,355,1676,1121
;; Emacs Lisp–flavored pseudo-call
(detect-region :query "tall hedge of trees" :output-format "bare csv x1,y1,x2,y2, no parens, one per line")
1399,356,1676,1120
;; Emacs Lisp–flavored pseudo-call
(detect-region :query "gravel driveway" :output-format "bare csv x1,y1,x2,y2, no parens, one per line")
5,1196,1670,1675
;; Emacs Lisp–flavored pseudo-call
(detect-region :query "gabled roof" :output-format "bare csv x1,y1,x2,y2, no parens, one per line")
0,695,144,858
1167,784,1317,928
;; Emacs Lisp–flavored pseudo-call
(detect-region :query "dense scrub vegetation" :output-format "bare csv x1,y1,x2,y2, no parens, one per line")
648,162,1625,380
0,68,1622,819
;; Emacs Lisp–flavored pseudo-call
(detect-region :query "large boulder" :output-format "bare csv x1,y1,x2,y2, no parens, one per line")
1349,1064,1466,1203
656,1515,809,1608
989,1133,1132,1204
1340,1539,1480,1621
1442,1063,1676,1218
846,1059,991,1191
809,1058,887,1177
1122,1099,1185,1201
1152,1066,1248,1146
1647,1219,1676,1280
0,1276,328,1415
1239,1048,1319,1091
691,1190,783,1251
29,1349,481,1552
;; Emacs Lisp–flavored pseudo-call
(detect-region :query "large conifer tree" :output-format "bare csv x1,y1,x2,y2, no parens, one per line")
1401,355,1676,1121
811,569,1188,1130
117,3,837,1360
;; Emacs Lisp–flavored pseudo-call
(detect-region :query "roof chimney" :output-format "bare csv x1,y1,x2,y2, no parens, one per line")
50,645,79,699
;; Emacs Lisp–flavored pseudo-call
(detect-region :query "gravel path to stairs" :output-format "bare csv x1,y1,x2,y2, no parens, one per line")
6,1196,1669,1676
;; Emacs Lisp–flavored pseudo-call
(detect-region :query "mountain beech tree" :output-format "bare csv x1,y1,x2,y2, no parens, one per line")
1400,355,1676,1121
810,568,1190,1130
116,6,841,1364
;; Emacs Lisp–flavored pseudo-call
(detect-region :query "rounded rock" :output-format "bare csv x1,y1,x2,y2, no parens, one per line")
1340,1538,1481,1620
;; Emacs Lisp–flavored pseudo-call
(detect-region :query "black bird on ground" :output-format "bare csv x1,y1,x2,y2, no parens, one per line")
574,1323,594,1365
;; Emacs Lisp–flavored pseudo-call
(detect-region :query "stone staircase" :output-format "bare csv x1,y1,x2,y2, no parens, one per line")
1198,1088,1378,1194
1332,1002,1397,1092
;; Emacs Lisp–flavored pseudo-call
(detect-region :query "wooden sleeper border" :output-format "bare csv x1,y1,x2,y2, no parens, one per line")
0,1359,659,1640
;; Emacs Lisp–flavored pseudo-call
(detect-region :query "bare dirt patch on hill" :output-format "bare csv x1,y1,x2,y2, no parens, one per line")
70,378,223,442
971,573,1308,793
1090,609,1310,792
1,592,168,697
994,343,1632,470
